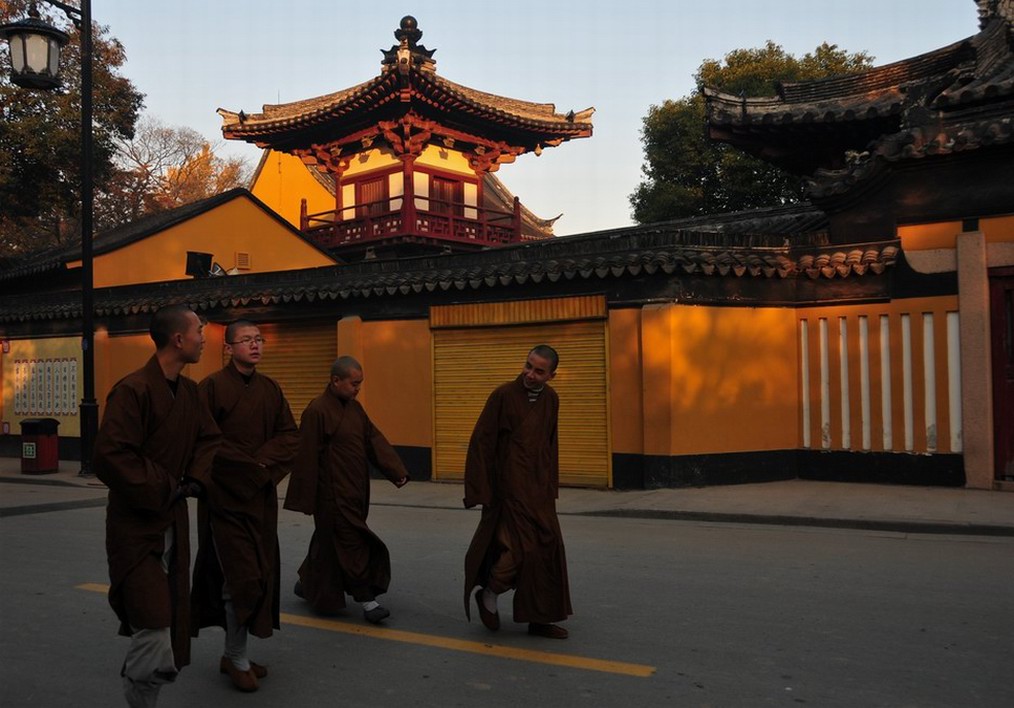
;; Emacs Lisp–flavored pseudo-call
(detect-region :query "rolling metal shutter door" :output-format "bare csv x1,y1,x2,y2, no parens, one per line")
433,320,609,488
225,321,336,425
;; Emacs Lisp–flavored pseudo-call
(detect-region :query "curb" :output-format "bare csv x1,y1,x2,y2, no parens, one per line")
578,508,1014,537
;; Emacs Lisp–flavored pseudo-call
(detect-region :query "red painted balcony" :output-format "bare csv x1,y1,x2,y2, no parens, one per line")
300,194,525,258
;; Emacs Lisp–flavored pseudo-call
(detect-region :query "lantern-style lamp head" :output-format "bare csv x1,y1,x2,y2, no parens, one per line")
0,3,69,90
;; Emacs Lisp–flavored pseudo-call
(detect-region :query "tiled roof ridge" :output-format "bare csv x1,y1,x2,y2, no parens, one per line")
218,76,386,132
0,229,902,324
778,38,973,103
220,69,593,138
424,72,594,127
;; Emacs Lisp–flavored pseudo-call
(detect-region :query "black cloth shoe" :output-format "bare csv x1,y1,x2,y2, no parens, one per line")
474,589,500,631
363,605,390,624
528,623,568,639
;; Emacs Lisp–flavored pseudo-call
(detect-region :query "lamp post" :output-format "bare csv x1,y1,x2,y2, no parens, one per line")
1,0,96,476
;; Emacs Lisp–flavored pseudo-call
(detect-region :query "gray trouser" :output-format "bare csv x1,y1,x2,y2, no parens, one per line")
121,527,178,707
212,521,249,669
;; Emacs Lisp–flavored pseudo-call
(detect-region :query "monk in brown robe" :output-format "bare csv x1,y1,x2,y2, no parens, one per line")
94,305,220,707
284,355,410,623
191,320,299,692
463,344,572,639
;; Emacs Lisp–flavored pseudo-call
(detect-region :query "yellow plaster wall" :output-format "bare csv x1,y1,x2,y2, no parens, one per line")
82,196,335,288
982,214,1014,242
416,144,473,175
640,304,799,455
343,148,401,178
337,317,432,448
251,150,335,227
898,215,1014,252
92,323,224,425
608,308,644,454
898,221,963,251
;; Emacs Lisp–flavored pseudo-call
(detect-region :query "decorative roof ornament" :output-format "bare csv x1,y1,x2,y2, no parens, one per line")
381,16,436,75
977,0,1014,28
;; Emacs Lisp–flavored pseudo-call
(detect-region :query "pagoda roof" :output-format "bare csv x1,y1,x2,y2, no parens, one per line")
704,8,1014,177
219,18,592,156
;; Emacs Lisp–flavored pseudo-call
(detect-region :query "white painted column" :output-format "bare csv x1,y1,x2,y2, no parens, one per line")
880,315,893,450
800,320,811,449
947,312,963,453
923,313,937,452
819,318,831,449
859,316,871,450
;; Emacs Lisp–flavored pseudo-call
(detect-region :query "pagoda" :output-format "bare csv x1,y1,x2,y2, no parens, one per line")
219,16,593,261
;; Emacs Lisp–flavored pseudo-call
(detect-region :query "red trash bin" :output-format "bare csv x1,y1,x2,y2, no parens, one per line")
20,418,60,474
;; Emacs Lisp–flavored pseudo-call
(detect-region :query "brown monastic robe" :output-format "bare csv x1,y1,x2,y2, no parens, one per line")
284,386,408,613
94,355,220,669
191,362,299,638
463,375,572,625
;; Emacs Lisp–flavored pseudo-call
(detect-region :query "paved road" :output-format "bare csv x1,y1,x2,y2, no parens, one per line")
1,499,1012,707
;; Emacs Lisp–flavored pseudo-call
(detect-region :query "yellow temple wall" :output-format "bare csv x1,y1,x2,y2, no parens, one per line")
74,196,335,288
251,150,335,227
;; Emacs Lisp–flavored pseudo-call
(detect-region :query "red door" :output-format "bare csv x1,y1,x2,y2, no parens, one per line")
990,268,1014,482
431,177,462,216
356,177,387,218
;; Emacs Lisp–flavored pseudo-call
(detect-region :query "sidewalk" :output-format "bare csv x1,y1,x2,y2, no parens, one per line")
1,457,1011,535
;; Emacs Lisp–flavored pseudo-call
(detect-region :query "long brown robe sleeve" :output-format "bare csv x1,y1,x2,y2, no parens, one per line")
191,364,299,637
94,355,220,668
285,387,408,613
462,375,571,625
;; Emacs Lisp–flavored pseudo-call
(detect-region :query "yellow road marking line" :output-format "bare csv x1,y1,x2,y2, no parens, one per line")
77,583,655,677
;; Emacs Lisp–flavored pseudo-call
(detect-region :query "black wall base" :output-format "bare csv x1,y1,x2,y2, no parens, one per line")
612,450,797,489
0,436,969,489
612,449,966,489
371,445,432,482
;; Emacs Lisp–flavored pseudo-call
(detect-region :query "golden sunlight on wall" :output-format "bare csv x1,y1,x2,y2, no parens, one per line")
416,144,472,174
981,214,1014,243
87,197,334,288
340,318,432,448
608,308,644,454
898,221,963,251
797,296,960,455
251,149,335,227
641,304,799,456
93,325,223,424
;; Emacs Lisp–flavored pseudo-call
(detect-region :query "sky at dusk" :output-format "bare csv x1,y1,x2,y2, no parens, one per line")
83,1,978,235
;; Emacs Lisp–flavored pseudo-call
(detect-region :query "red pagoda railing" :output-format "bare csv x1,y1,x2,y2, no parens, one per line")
300,195,523,251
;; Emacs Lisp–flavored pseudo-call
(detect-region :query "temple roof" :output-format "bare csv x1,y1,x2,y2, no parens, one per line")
704,6,1014,179
0,203,900,325
219,17,593,157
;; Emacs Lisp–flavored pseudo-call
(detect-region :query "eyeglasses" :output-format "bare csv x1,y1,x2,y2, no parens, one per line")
228,336,267,346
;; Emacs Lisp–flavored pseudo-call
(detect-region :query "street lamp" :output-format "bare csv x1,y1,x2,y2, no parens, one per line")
1,0,96,477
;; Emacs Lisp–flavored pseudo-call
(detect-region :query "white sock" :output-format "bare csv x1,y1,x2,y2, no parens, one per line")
363,600,380,612
223,598,250,672
482,587,498,614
